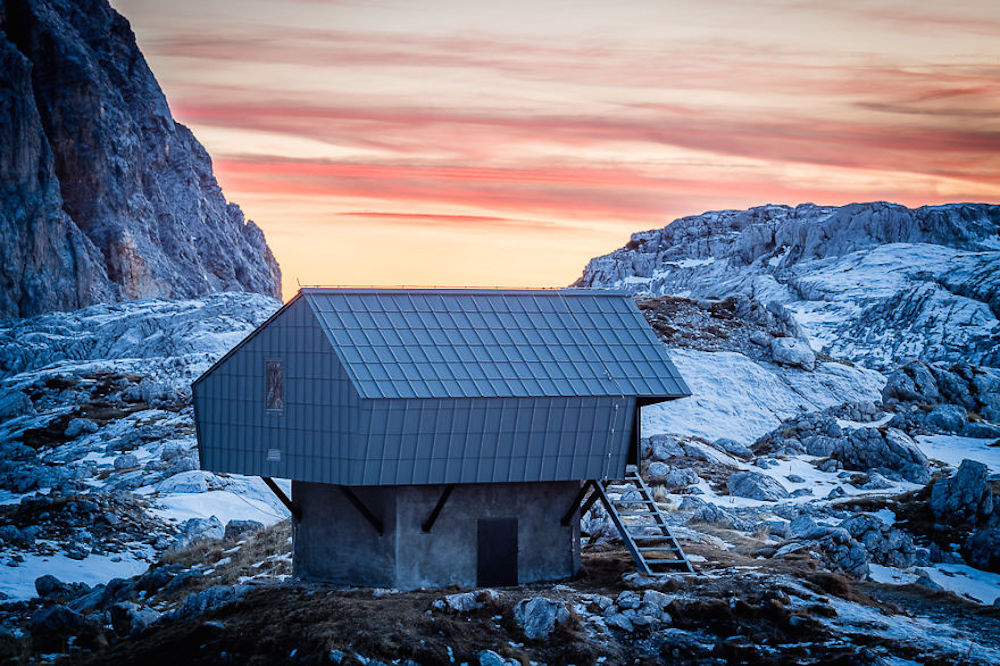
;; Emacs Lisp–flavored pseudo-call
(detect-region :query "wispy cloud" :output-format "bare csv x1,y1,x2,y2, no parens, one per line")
117,0,1000,297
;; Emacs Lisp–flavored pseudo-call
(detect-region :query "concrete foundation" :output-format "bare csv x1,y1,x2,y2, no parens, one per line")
291,480,582,589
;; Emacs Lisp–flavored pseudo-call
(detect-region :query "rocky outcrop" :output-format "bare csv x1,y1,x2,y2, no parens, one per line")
0,0,280,319
929,459,998,529
883,360,1000,425
577,202,1000,370
727,471,789,501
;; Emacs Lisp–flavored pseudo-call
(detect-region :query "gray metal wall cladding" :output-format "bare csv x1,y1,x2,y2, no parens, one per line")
194,297,636,485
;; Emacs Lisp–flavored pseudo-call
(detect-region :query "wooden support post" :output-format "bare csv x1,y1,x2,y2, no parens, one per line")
261,477,302,520
339,486,384,535
421,485,455,533
561,480,597,525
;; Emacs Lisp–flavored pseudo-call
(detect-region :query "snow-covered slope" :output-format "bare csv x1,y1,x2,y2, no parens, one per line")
578,202,1000,370
0,293,287,599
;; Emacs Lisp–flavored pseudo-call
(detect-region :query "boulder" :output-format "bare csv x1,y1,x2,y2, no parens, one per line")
930,459,998,529
156,470,214,494
840,514,917,568
648,434,685,460
34,575,91,602
175,584,250,619
0,391,35,420
110,602,161,635
679,497,754,531
513,597,570,640
64,418,98,438
713,438,752,458
769,337,816,371
926,404,967,433
727,471,790,501
882,361,941,404
648,463,697,487
964,529,1000,573
28,605,102,651
113,453,139,471
224,519,264,541
830,428,929,483
434,589,498,613
477,650,509,666
168,516,224,551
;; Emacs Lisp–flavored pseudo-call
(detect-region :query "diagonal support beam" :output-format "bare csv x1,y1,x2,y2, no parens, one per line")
339,486,384,535
561,480,598,526
261,477,301,520
421,485,455,533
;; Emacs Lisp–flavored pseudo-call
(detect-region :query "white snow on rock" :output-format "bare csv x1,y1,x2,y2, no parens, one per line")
642,349,884,443
0,552,150,601
578,202,1000,370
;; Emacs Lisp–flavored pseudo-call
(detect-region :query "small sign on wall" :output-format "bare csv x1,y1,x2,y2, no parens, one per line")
266,448,281,462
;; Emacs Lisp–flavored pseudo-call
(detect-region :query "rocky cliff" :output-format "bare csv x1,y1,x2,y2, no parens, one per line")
577,202,1000,370
0,0,281,320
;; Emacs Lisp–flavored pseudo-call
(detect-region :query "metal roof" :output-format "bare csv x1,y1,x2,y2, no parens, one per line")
300,287,689,400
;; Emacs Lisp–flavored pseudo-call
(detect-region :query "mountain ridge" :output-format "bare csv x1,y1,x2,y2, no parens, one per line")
577,201,1000,370
0,0,281,320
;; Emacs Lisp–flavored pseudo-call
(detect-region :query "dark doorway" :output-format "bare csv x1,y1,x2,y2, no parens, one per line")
477,517,518,586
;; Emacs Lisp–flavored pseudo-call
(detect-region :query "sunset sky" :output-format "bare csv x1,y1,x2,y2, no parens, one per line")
112,0,1000,300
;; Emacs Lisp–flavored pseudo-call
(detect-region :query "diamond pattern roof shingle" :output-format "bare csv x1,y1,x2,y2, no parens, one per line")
300,288,690,400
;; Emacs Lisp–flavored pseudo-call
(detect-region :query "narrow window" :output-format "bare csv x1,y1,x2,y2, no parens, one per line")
265,360,284,412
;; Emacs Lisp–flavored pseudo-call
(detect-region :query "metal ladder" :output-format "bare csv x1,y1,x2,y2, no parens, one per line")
590,465,694,575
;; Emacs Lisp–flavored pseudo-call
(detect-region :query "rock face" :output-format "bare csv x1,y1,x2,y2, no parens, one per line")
883,360,1000,425
930,459,998,529
0,0,280,319
577,202,1000,370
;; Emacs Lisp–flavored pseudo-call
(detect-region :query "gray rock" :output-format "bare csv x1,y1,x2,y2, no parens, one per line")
0,0,280,319
713,438,752,458
648,463,697,487
224,519,264,541
829,427,930,483
790,488,814,497
605,612,634,632
648,434,685,460
110,601,161,635
786,474,805,483
679,497,754,531
913,568,943,591
964,529,1000,573
860,473,893,490
436,590,498,613
169,516,224,551
840,514,917,568
647,461,671,481
64,418,98,438
929,459,998,529
113,454,139,471
727,471,789,501
749,331,770,346
770,337,816,371
883,361,941,404
513,597,570,640
615,590,642,610
35,574,91,601
477,650,508,666
0,391,35,420
28,605,101,651
176,584,250,619
926,404,968,433
160,442,189,461
827,486,847,499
